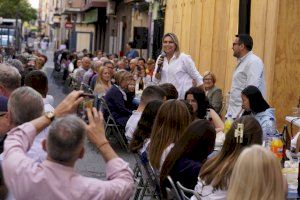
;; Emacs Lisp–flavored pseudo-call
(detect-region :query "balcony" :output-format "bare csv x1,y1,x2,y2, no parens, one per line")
61,0,83,14
82,0,108,11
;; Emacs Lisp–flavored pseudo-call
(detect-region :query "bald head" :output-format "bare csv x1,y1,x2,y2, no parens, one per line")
82,57,91,70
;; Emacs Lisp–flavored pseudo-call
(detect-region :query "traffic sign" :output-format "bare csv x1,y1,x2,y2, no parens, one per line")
65,22,73,29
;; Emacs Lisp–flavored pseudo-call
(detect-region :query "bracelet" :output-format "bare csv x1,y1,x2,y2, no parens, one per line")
97,141,109,149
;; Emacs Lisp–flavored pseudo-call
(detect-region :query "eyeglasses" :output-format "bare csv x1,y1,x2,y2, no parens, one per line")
0,112,6,117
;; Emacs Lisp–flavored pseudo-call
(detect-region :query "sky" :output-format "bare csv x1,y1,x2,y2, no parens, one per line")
29,0,39,9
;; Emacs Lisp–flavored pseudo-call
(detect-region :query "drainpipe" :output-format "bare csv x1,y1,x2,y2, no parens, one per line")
147,1,154,58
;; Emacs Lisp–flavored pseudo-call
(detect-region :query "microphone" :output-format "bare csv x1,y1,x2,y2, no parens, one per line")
156,51,166,74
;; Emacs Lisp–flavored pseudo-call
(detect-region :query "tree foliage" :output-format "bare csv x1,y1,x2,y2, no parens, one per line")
0,0,37,22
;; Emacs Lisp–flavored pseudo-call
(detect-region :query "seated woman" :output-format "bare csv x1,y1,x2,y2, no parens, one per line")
227,145,286,200
104,70,133,127
185,87,224,132
94,66,112,96
129,100,163,155
160,120,216,197
135,65,152,93
203,71,223,114
191,115,263,200
148,100,191,172
241,85,276,142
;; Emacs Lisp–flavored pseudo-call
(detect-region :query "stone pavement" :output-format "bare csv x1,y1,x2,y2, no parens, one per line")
42,45,136,181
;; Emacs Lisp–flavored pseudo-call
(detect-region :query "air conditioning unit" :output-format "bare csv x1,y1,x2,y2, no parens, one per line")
106,1,116,16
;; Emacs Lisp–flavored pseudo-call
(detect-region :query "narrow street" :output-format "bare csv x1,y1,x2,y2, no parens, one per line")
42,44,135,180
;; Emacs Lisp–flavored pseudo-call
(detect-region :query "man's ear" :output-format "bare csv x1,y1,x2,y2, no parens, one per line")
0,85,6,97
79,146,85,159
42,139,47,152
6,110,13,127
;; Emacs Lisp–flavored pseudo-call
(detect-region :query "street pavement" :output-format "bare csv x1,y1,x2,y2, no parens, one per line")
42,45,136,181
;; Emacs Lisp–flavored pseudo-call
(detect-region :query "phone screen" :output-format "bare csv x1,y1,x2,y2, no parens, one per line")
77,94,95,122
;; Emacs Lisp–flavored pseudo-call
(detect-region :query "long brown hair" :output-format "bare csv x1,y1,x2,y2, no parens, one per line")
160,120,216,197
199,115,263,190
148,100,191,170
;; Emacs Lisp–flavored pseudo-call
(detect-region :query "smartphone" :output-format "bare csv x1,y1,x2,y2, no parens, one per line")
77,93,96,122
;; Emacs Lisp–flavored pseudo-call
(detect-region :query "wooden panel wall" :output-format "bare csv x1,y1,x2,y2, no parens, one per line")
164,0,300,129
164,0,239,93
272,0,300,129
165,0,239,91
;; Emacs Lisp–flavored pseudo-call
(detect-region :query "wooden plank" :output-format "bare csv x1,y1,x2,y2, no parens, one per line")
224,0,239,94
164,0,174,33
173,0,183,41
272,0,300,129
198,0,216,74
263,0,279,103
250,0,268,59
189,0,203,69
210,0,230,92
180,0,192,54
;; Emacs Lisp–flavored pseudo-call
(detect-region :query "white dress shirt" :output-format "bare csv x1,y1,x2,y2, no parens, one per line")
153,53,203,99
227,51,266,118
125,111,142,142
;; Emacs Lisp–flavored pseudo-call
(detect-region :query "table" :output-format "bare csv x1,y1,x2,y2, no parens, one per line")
286,116,300,127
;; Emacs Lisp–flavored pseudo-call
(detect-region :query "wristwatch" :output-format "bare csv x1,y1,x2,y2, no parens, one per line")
44,111,55,122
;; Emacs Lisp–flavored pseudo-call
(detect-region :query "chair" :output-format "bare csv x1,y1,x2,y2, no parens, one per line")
132,153,161,200
166,176,181,200
176,181,201,200
97,97,128,150
66,76,81,91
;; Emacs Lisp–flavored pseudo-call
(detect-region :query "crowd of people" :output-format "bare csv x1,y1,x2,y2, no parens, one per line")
0,32,288,200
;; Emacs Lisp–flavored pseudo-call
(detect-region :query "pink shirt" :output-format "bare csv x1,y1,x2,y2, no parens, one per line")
2,123,134,200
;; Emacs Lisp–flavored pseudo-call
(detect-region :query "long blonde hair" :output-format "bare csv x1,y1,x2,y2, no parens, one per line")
96,66,109,84
94,66,111,94
227,145,285,200
148,100,191,170
199,115,263,190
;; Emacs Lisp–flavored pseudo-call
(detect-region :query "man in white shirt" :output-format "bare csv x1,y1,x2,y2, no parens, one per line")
125,85,166,142
226,34,266,118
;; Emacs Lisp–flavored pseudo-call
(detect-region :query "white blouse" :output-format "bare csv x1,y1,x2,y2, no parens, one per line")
191,177,227,200
153,53,203,99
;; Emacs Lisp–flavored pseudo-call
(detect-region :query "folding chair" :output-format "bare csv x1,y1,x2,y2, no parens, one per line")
166,176,181,200
98,97,128,150
132,153,161,200
176,181,201,200
67,76,81,91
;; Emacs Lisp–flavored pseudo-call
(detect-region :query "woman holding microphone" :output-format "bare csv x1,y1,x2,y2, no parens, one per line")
153,33,203,99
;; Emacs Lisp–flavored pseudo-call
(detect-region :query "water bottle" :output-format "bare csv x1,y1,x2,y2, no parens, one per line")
224,114,234,134
265,117,276,148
